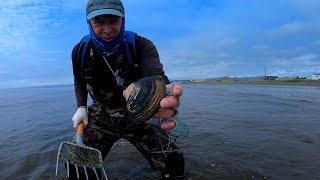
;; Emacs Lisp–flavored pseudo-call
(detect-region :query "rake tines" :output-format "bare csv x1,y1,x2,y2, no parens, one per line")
55,123,108,180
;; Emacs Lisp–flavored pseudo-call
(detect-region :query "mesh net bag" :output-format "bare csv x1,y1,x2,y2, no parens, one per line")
147,116,189,141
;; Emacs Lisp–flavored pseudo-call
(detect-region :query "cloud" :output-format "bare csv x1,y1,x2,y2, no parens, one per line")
282,0,320,17
0,0,67,55
272,53,320,76
61,0,86,11
291,54,318,62
159,16,319,79
165,61,235,80
313,40,320,46
160,25,239,61
252,45,270,50
160,34,239,79
0,69,8,75
266,21,320,38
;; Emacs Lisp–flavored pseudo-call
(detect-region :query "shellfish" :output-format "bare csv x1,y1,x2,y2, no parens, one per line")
123,76,167,123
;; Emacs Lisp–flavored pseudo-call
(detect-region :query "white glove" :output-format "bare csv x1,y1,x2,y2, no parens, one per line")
72,106,88,127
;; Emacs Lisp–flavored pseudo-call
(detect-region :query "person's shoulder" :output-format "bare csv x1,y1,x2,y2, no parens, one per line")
135,34,157,49
135,34,152,43
72,42,81,57
73,42,81,51
71,39,84,61
73,35,91,52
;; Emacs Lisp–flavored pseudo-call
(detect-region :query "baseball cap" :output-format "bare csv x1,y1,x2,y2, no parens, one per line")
86,0,124,20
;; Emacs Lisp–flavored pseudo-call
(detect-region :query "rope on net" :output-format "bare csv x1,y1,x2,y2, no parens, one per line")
147,116,189,142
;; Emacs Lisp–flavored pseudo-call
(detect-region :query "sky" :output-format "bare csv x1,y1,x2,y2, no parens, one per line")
0,0,319,88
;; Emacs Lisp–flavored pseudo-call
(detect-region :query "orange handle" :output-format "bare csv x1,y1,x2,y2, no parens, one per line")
76,122,85,135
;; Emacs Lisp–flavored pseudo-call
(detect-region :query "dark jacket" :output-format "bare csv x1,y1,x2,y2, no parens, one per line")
72,34,169,108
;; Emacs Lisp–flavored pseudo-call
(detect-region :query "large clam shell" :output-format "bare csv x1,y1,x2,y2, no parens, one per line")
123,76,166,123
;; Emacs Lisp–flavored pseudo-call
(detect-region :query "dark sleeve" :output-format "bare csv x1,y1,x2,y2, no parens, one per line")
136,35,170,84
72,43,88,107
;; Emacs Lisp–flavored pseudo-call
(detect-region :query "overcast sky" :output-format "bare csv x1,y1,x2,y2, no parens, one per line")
0,0,319,88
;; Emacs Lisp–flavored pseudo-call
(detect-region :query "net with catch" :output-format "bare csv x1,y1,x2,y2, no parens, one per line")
147,116,189,142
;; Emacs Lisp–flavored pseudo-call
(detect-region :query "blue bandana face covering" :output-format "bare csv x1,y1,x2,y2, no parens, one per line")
88,18,125,60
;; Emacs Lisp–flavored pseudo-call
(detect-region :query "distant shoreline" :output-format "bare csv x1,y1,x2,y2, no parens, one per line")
1,80,319,90
184,80,320,86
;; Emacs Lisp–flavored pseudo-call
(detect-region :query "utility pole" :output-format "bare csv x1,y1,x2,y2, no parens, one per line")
264,64,267,79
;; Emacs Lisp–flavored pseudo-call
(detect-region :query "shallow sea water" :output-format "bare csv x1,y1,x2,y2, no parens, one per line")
0,84,319,179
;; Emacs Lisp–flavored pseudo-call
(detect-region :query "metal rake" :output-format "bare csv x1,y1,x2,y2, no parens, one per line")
55,122,108,180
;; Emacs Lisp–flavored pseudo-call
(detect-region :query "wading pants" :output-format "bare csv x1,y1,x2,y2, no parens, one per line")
68,103,185,179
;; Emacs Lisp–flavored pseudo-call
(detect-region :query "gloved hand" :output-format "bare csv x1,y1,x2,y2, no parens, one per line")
153,83,183,130
72,106,88,128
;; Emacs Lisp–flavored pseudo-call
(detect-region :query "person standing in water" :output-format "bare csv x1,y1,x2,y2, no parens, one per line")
70,0,185,179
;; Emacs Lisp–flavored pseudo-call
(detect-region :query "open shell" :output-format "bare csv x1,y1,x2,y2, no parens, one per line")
123,76,166,123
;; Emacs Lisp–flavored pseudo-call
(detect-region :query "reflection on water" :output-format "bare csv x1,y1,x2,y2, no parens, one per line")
0,84,319,179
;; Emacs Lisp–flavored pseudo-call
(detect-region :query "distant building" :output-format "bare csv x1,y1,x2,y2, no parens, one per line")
310,74,320,80
264,76,278,80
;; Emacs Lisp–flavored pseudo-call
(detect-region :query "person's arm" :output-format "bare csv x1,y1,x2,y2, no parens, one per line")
135,35,182,130
136,35,170,84
71,43,88,107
